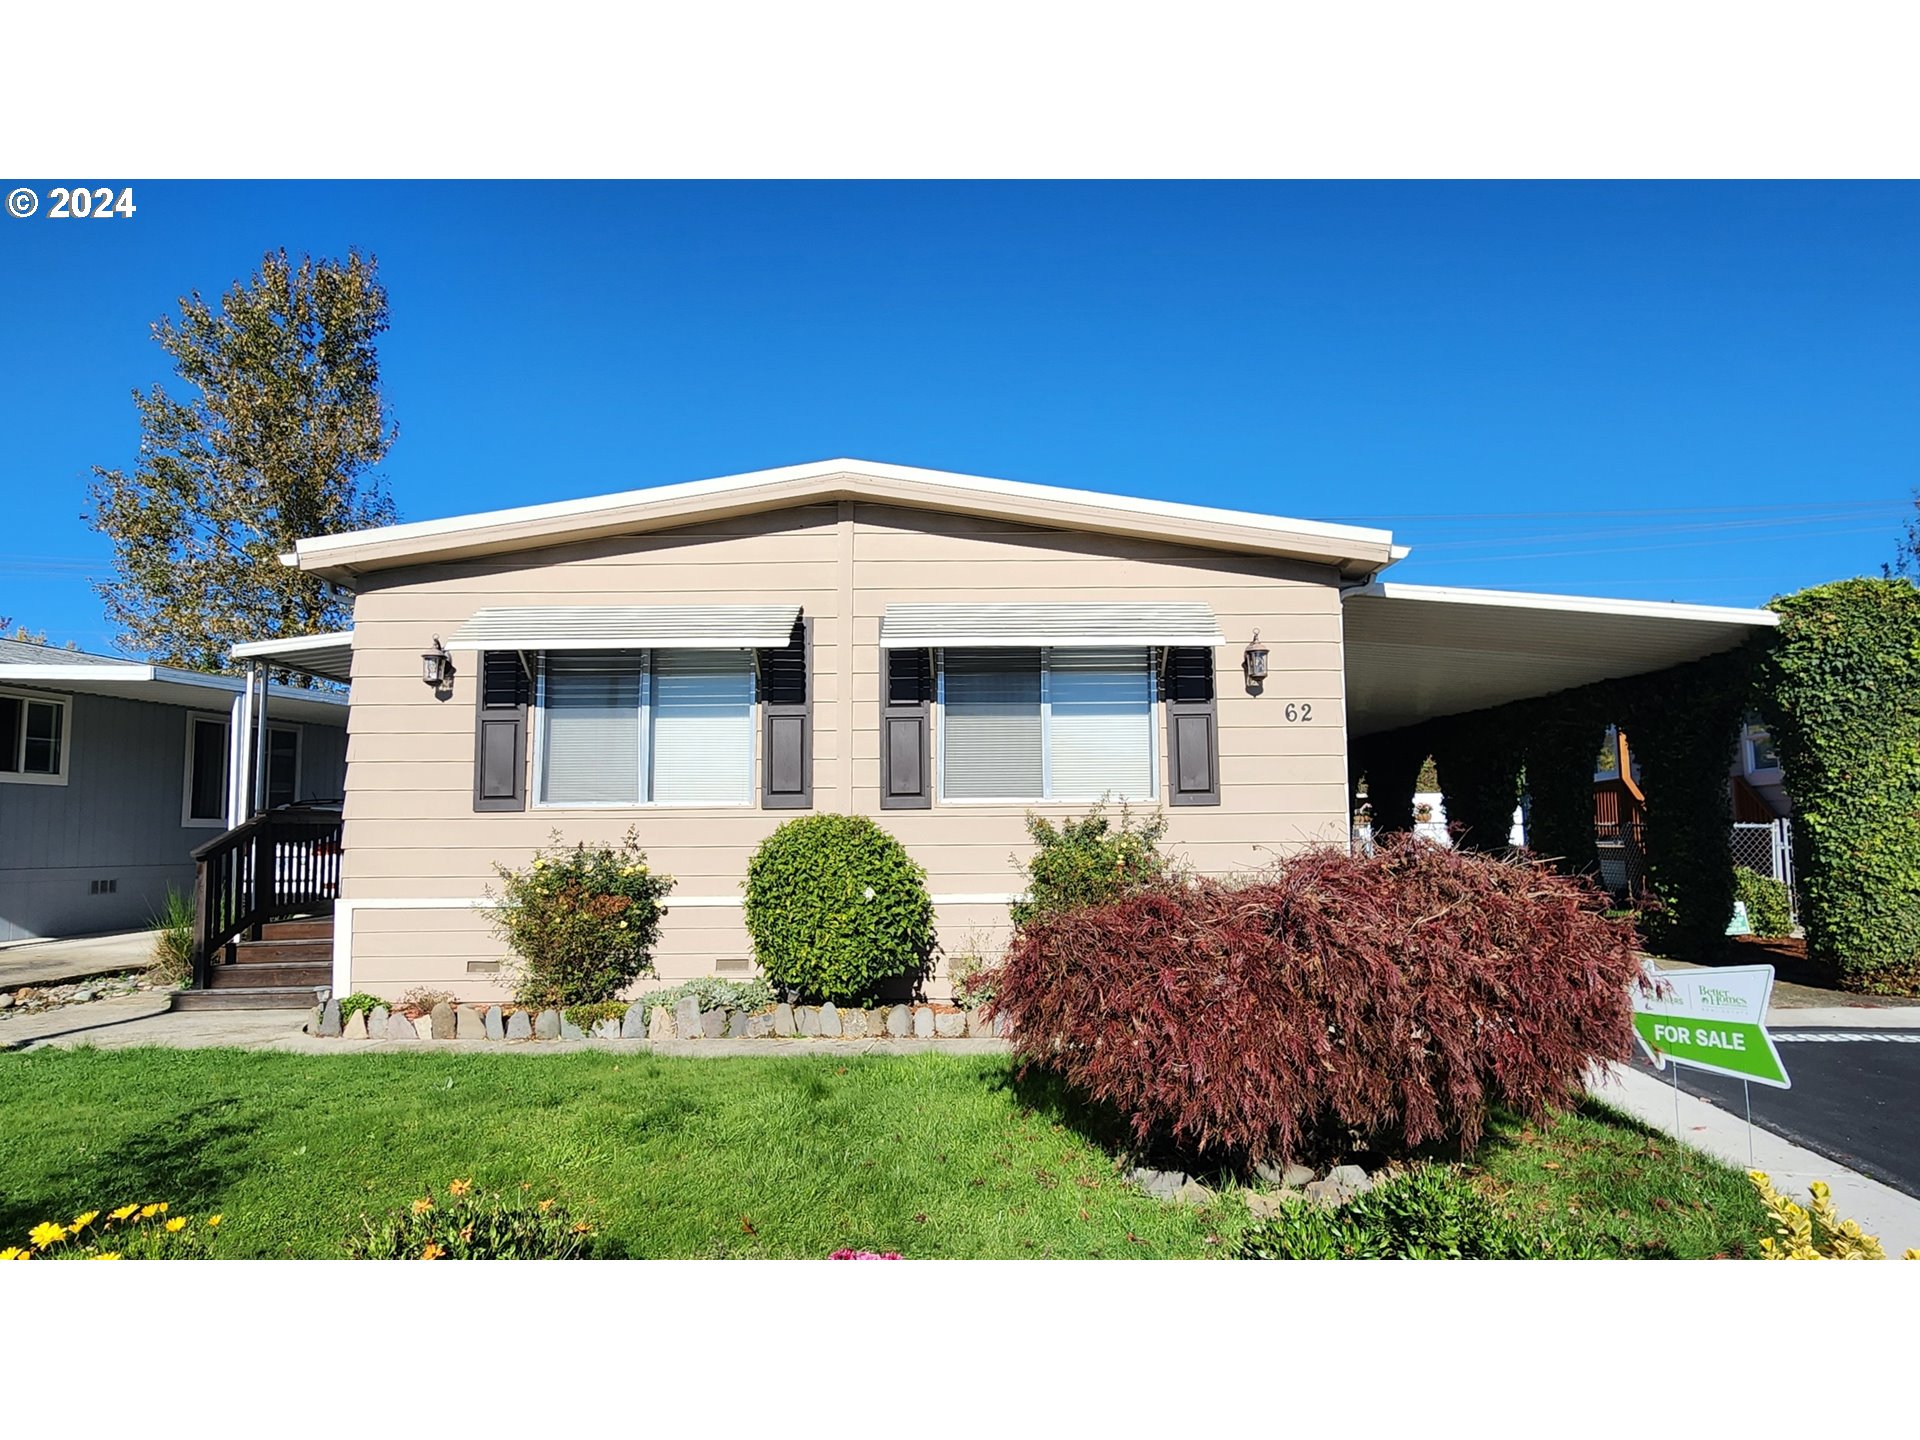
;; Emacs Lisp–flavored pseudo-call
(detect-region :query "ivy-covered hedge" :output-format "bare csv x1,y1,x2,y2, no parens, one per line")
1759,579,1920,994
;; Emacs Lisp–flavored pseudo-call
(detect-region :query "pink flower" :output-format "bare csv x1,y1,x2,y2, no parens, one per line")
829,1249,903,1260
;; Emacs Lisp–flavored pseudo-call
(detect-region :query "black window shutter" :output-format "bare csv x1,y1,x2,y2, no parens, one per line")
473,651,529,812
1165,646,1220,807
880,647,932,809
759,616,812,809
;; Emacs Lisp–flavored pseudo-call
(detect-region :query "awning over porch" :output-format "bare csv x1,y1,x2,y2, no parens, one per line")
1342,583,1778,738
230,630,356,683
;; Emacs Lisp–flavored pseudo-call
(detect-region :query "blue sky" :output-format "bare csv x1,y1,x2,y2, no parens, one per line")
2,181,1913,655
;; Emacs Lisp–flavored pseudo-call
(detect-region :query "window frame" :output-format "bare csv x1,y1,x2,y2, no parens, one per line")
0,686,71,787
530,648,757,810
934,645,1159,806
181,714,301,826
1743,722,1783,782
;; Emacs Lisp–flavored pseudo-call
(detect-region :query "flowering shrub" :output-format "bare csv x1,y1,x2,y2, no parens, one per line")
348,1180,595,1260
1235,1168,1591,1260
490,829,673,1009
3,1202,220,1260
1008,803,1170,928
743,815,934,1004
993,836,1642,1165
829,1248,903,1259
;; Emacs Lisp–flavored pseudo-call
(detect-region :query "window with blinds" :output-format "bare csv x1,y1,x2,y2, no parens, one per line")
938,647,1155,802
537,649,753,806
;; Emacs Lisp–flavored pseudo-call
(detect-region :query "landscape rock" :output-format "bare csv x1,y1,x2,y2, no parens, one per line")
341,1008,368,1040
772,1002,796,1037
965,1009,991,1037
886,1004,912,1038
0,993,14,1010
1246,1190,1290,1220
818,1002,841,1038
368,1005,389,1034
840,1008,868,1039
485,1005,505,1040
317,998,342,1038
72,988,96,1004
560,1017,586,1041
413,1014,435,1040
701,1008,727,1039
649,1006,673,1042
534,1009,562,1040
1252,1161,1316,1189
1130,1167,1189,1200
1302,1179,1341,1206
387,1012,419,1042
430,1001,456,1040
506,1009,532,1041
1171,1180,1216,1207
912,1006,934,1039
621,1002,649,1039
304,1004,323,1034
933,1011,964,1038
674,997,702,1040
456,1006,485,1041
726,1009,751,1038
1323,1164,1374,1202
591,1017,621,1039
747,1011,773,1038
795,1005,818,1037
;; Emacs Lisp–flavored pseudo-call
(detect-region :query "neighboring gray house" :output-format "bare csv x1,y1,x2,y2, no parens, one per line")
0,637,347,942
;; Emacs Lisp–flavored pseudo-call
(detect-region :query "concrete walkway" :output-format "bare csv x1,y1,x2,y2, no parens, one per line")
1589,1061,1920,1256
0,931,155,990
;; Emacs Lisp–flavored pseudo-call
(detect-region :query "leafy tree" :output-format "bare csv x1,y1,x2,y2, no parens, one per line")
86,249,397,673
1891,489,1919,578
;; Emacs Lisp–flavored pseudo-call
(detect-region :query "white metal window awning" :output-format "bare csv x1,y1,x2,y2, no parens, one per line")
879,602,1225,650
444,605,802,652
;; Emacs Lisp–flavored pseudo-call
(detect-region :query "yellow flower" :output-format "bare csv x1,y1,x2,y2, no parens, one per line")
206,1215,223,1228
72,1211,100,1229
447,1178,473,1197
164,1217,187,1233
29,1221,67,1248
138,1204,161,1219
537,1198,555,1212
110,1205,138,1221
0,1247,27,1261
411,1198,434,1215
90,1253,123,1261
419,1243,445,1260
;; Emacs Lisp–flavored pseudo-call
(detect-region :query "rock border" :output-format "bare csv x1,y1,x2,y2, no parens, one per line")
307,999,1007,1044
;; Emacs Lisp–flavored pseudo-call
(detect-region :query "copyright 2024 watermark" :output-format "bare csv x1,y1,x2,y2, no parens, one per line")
8,185,138,219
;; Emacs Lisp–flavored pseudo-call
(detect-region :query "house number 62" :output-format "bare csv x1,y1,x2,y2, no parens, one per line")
1282,702,1313,722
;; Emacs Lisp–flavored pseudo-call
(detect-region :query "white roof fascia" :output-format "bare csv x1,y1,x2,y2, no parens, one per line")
290,458,1398,562
1346,581,1779,627
231,630,355,661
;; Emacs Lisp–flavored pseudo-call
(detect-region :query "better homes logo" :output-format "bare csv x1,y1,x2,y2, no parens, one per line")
1696,984,1751,1017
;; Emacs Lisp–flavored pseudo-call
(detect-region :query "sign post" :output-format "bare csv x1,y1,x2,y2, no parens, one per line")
1631,962,1790,1151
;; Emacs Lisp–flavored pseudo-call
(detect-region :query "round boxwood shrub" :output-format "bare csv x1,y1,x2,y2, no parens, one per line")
743,815,935,1004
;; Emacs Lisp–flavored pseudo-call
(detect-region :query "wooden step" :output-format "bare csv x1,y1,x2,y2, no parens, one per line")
261,918,334,941
233,938,331,965
172,985,328,1012
209,962,331,989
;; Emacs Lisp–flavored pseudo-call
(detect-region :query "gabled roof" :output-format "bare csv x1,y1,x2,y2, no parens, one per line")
287,458,1403,582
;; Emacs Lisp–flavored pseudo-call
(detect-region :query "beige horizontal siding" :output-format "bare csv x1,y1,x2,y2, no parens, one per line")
337,499,1351,993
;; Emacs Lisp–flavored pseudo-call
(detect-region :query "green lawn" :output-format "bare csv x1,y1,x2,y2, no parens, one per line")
0,1048,1769,1258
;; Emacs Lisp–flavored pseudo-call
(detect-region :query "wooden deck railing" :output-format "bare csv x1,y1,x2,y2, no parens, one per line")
191,809,343,988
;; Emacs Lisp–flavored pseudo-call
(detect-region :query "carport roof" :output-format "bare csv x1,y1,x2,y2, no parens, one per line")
1342,582,1777,738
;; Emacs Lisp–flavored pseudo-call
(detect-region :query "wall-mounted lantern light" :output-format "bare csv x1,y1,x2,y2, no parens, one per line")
1242,631,1270,681
421,637,453,688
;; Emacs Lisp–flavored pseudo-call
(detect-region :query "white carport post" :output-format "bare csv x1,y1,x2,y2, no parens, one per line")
229,669,256,829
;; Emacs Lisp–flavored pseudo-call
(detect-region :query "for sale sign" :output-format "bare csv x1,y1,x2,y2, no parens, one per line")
1631,961,1790,1089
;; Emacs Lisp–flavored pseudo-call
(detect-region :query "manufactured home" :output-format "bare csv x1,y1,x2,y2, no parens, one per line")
214,459,1777,1005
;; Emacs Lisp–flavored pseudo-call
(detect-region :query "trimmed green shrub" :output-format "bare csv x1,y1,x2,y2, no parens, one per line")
1009,803,1170,928
1236,1166,1595,1259
1759,578,1920,993
490,830,674,1009
1733,869,1793,939
336,992,385,1024
348,1180,593,1260
561,1000,630,1031
743,815,934,1004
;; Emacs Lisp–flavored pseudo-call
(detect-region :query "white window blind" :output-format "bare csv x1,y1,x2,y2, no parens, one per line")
941,648,1043,799
650,650,754,804
540,652,643,805
939,647,1154,802
1047,648,1155,800
537,649,753,806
